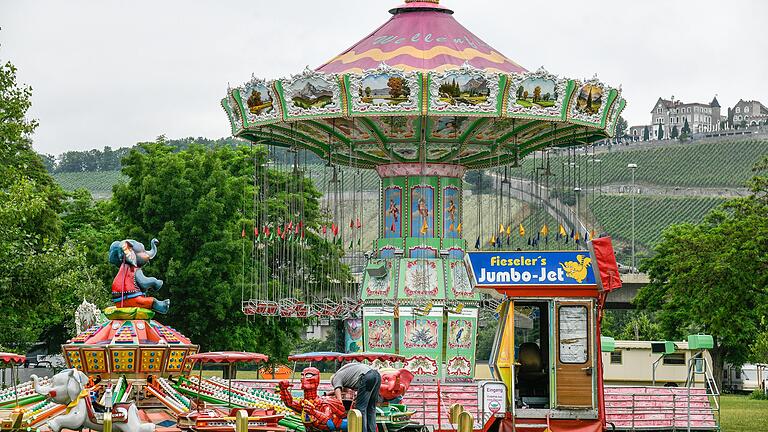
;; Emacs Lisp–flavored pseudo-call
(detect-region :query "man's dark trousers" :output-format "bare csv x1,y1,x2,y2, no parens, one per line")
355,369,381,432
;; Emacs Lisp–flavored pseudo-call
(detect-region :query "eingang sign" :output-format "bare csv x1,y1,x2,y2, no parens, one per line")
465,251,597,288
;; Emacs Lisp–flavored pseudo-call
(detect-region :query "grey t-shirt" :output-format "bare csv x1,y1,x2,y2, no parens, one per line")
331,362,373,390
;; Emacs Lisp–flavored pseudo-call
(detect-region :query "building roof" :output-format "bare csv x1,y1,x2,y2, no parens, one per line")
710,96,721,108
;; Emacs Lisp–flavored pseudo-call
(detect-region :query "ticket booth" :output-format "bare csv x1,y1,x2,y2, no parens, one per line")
466,249,618,432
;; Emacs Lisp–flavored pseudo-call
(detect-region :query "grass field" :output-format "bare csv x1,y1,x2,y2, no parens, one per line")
719,394,768,432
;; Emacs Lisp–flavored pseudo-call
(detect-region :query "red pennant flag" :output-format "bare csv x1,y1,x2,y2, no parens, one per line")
264,226,270,237
277,226,283,237
294,225,299,235
241,228,246,238
287,220,293,231
254,227,259,237
356,218,361,228
350,219,355,229
298,220,304,230
333,224,339,236
322,225,327,234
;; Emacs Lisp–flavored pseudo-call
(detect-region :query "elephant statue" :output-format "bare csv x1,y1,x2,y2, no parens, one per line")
30,369,155,432
109,238,170,314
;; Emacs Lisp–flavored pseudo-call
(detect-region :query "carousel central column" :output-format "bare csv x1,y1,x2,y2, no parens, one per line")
361,162,480,379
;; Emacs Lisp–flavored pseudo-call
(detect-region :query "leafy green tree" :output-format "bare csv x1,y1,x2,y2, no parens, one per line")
615,116,628,139
681,118,691,136
643,126,650,141
0,61,106,351
657,124,664,140
670,125,679,139
475,321,498,361
636,157,768,388
111,141,350,359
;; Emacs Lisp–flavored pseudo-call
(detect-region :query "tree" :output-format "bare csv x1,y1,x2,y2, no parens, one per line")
533,86,541,102
670,125,679,139
0,61,104,352
364,87,371,98
643,126,650,141
636,157,768,389
516,85,524,99
615,116,628,139
111,141,351,358
657,124,664,140
387,77,405,99
681,118,691,136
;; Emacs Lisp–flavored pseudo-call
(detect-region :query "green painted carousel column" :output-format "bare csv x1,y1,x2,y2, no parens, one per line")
376,163,466,255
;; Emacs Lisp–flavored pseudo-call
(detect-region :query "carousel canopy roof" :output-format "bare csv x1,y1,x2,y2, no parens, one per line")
317,0,525,74
222,0,626,169
187,351,269,364
65,319,193,346
0,352,25,365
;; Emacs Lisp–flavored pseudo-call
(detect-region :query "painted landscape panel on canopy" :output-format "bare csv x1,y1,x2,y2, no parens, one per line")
360,73,411,105
240,79,280,128
576,84,603,115
429,68,501,115
508,71,569,121
278,71,343,120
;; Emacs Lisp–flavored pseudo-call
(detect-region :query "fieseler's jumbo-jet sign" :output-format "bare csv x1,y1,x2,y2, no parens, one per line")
464,251,597,288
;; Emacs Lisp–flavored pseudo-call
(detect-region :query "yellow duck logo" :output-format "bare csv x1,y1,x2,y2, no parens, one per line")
560,255,592,283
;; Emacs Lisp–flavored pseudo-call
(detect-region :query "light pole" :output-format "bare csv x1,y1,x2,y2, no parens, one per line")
628,163,638,271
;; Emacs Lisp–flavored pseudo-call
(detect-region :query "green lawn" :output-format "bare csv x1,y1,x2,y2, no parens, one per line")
719,394,768,432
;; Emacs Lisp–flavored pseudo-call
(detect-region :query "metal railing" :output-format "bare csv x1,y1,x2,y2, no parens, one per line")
604,386,720,431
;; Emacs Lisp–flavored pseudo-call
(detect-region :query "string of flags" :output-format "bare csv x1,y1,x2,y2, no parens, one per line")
475,222,599,250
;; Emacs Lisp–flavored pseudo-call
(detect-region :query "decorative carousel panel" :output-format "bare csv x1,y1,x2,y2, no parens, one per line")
367,116,419,141
237,78,281,127
605,96,626,137
429,116,475,141
399,306,443,377
444,259,480,301
568,78,618,128
346,65,422,116
428,66,504,116
445,307,479,379
361,259,398,301
275,70,344,120
222,91,244,134
507,70,571,121
317,118,375,143
389,143,420,162
363,307,396,353
397,258,445,299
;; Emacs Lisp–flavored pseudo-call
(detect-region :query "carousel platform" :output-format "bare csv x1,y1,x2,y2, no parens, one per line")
604,386,718,430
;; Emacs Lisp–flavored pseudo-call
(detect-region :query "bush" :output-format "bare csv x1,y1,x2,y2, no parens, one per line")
749,388,768,400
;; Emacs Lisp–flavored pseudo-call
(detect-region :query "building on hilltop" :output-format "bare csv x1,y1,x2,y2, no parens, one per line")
729,99,768,128
629,96,723,141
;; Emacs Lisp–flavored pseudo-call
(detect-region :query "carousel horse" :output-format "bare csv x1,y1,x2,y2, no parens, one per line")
30,369,155,432
278,367,347,431
109,238,170,314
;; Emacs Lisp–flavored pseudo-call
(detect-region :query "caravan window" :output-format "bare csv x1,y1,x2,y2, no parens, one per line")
610,350,622,364
663,353,686,366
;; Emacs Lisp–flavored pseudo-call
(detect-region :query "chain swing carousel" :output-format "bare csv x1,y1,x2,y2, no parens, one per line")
223,0,624,376
219,1,650,432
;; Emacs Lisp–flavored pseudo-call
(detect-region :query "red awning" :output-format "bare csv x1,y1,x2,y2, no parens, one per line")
0,352,26,364
339,352,405,363
187,351,269,364
287,352,343,362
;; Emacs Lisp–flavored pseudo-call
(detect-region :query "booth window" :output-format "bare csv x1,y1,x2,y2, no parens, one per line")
610,350,623,364
558,306,588,364
663,353,686,366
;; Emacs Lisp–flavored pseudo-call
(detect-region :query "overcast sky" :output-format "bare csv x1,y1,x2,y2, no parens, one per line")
2,0,766,155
